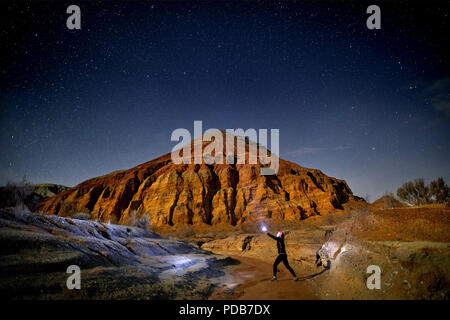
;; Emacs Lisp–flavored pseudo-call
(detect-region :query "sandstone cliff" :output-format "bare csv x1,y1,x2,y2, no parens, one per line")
37,132,359,227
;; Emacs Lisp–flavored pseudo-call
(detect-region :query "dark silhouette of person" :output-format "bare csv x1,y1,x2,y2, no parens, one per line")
267,231,298,281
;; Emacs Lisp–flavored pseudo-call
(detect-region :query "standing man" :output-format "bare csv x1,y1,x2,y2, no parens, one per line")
267,231,299,281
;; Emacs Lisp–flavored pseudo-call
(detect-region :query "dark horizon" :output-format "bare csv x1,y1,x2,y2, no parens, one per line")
1,1,449,201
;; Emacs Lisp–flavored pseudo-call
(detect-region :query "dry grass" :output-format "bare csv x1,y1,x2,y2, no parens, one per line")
352,207,450,242
406,203,448,209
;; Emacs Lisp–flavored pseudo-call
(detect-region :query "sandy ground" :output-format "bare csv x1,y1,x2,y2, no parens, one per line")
210,254,322,300
208,207,450,300
2,206,448,300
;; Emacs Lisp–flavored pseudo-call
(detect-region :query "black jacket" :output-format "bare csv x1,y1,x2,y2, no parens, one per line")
267,233,286,254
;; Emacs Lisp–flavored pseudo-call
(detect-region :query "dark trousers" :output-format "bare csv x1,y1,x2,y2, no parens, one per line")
273,254,297,277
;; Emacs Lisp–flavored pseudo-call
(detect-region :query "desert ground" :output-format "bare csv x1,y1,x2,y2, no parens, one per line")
205,205,450,300
2,203,448,300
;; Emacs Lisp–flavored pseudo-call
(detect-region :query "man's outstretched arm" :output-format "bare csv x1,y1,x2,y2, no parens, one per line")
267,233,278,240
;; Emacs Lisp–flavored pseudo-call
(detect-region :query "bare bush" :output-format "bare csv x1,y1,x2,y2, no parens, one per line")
125,210,150,230
429,177,449,204
135,216,150,229
397,178,429,205
397,177,449,206
1,176,33,210
12,203,29,220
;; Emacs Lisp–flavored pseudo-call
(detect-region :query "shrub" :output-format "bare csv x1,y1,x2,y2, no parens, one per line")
397,178,429,206
429,177,449,204
1,176,33,209
125,210,150,230
397,177,449,206
12,203,29,220
135,216,150,229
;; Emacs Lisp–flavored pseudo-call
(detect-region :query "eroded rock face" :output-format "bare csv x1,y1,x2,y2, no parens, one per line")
0,209,235,299
316,208,450,299
37,133,358,227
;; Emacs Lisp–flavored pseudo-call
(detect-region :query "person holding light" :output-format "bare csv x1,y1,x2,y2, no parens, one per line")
266,230,299,282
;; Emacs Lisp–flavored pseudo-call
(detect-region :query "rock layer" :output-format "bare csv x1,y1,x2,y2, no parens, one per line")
0,209,235,299
37,133,358,227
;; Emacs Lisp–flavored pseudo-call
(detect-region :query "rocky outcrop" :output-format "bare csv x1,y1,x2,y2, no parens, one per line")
371,194,406,210
315,207,450,299
0,209,236,299
32,183,70,198
37,132,359,227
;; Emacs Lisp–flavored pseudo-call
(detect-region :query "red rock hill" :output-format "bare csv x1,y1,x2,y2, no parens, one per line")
37,132,359,227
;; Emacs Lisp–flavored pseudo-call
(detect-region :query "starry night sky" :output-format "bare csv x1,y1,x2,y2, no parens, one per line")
1,1,449,201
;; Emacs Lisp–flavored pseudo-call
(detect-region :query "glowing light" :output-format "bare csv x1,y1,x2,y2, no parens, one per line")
261,225,267,232
173,257,191,265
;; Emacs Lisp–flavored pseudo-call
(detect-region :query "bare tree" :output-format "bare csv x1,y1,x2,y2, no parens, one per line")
397,178,431,206
429,177,449,203
397,177,449,206
2,175,33,210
